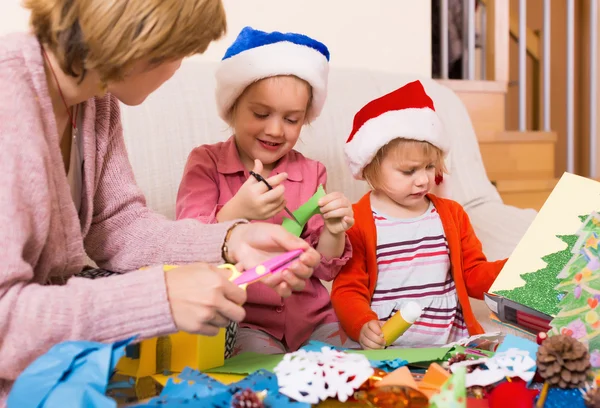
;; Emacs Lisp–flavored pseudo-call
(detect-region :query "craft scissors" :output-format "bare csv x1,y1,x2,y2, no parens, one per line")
249,170,300,223
219,248,305,290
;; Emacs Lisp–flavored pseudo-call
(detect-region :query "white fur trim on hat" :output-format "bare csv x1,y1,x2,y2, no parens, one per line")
215,41,329,123
344,107,447,180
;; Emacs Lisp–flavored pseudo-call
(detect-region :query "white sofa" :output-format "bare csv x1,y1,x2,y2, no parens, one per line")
120,60,537,334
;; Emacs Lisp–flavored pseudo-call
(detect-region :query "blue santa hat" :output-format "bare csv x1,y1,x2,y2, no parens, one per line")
215,26,330,123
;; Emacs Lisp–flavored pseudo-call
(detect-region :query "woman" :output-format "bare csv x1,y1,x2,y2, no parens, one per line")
0,0,319,401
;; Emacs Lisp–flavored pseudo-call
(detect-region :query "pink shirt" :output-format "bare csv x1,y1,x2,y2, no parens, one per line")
176,137,351,350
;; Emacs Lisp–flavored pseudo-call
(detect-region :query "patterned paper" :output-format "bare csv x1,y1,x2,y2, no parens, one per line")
429,366,467,408
551,212,600,372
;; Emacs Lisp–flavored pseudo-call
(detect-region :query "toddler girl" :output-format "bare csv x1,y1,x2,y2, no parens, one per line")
331,80,506,349
176,27,357,354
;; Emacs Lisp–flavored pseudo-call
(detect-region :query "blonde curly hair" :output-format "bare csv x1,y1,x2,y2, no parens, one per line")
24,0,226,83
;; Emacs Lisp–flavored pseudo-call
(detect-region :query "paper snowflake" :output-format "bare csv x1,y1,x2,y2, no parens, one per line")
274,347,373,404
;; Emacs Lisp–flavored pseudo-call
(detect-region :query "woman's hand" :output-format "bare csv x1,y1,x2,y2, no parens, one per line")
318,192,354,235
225,222,321,297
164,263,247,336
217,160,287,221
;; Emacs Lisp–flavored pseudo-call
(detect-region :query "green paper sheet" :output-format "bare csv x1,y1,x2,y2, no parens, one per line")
205,347,451,375
348,347,451,364
282,185,326,236
205,352,283,374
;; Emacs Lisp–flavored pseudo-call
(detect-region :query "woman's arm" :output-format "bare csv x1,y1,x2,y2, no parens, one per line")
0,128,176,380
84,97,240,272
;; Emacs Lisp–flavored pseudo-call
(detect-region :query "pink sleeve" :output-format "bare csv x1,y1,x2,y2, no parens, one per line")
176,146,222,223
302,162,352,282
0,121,176,379
84,97,239,271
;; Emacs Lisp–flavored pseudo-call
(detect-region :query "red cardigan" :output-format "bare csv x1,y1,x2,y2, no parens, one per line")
331,192,507,342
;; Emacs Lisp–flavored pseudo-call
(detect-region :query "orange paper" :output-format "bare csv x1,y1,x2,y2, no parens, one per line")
375,367,418,389
418,363,451,398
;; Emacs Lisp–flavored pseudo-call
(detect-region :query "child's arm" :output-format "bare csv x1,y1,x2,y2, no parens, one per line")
302,162,353,281
456,204,508,299
176,147,222,223
331,225,378,342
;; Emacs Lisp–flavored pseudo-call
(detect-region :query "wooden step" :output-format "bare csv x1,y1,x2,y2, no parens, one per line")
437,79,507,142
493,178,559,211
479,130,557,181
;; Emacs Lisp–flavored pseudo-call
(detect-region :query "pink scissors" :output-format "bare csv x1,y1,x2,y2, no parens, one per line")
219,249,305,290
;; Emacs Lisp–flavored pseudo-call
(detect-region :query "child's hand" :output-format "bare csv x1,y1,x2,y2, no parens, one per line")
359,320,386,350
318,192,354,235
218,160,288,221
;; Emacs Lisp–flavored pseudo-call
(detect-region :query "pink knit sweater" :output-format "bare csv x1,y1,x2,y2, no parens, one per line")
0,33,236,403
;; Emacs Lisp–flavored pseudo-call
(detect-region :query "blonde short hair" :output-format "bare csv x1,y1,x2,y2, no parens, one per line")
25,0,227,83
362,138,448,190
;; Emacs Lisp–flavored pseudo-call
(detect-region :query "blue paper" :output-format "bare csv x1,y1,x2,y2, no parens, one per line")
536,387,586,408
496,334,539,374
496,334,539,358
8,337,134,408
370,358,409,372
300,340,345,352
135,369,308,407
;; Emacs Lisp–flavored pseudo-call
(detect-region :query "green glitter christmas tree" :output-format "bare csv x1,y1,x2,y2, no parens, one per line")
495,234,578,317
550,212,600,370
495,213,599,317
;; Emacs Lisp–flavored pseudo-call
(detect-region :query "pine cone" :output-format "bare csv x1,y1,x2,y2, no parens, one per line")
536,334,592,389
584,386,600,408
231,389,265,408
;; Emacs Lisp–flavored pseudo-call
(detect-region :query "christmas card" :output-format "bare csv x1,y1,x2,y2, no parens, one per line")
485,172,600,332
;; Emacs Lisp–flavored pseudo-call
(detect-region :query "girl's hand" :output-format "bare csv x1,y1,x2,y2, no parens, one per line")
318,192,354,235
359,320,386,350
217,160,287,221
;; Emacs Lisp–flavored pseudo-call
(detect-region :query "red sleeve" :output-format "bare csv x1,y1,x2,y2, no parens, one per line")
175,146,221,223
457,205,507,299
331,221,378,342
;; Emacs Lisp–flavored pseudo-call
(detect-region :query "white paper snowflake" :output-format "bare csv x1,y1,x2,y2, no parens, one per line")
450,348,536,387
273,347,374,404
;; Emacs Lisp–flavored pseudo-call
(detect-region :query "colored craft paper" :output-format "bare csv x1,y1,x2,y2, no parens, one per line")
428,366,467,408
348,347,451,364
490,173,600,316
134,369,308,408
205,352,285,374
207,347,451,375
282,185,326,236
495,334,539,363
8,337,133,408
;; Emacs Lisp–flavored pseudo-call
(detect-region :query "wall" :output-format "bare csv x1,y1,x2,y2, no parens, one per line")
0,0,432,76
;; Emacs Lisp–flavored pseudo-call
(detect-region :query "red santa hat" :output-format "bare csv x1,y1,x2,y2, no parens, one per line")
344,80,451,196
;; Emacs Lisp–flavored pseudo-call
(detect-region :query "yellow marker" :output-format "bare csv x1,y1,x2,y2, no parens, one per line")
381,302,423,347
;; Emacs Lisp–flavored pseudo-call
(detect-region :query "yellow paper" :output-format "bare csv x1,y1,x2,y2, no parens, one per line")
137,338,158,377
169,329,225,372
490,172,600,292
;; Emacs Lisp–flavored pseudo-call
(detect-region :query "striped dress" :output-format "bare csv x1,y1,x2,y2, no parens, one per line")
371,202,469,347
